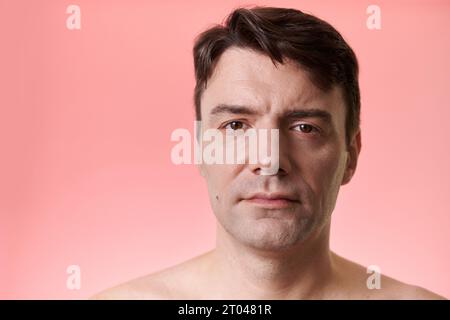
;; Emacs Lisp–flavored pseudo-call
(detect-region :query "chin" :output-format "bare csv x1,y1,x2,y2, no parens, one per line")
237,220,308,250
245,238,303,252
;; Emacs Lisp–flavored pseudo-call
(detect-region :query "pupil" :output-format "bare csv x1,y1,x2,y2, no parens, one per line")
301,124,311,132
231,122,241,130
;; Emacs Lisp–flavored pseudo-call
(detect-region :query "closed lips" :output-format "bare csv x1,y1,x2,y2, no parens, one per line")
245,193,298,202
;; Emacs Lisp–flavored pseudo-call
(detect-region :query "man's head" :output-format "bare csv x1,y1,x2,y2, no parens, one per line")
193,7,361,251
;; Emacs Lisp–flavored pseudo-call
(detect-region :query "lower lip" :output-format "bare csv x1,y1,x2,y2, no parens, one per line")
244,198,297,209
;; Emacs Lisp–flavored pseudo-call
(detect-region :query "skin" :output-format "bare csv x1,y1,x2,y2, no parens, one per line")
91,48,446,300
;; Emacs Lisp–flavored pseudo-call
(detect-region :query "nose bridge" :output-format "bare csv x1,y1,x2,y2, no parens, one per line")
248,114,292,175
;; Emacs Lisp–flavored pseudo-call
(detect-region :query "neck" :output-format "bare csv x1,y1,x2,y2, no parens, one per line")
210,221,336,299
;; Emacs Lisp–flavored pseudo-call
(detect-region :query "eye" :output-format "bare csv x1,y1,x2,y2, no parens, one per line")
223,121,248,131
292,123,319,134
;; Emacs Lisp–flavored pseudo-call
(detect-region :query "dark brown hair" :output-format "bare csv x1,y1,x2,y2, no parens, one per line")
193,6,360,147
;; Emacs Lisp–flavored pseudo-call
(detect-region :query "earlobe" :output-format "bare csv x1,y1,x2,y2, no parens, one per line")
341,130,361,186
341,154,353,186
197,163,206,177
342,167,354,186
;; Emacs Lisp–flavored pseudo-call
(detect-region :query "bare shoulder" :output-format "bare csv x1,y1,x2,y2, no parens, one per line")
332,252,446,300
90,251,213,300
372,272,446,299
396,284,447,300
89,273,172,300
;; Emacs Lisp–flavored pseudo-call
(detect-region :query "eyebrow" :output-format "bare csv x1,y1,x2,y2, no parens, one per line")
209,103,333,124
210,104,259,117
284,108,333,125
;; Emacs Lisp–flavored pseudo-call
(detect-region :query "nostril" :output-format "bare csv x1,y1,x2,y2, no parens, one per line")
253,166,287,176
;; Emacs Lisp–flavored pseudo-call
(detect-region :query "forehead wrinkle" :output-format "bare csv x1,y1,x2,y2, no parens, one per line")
202,49,344,128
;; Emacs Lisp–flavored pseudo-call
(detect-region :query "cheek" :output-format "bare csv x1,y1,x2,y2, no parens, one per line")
203,164,239,203
204,164,233,183
294,144,346,193
314,152,347,204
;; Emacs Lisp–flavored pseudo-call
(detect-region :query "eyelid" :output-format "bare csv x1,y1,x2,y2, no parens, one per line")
290,122,321,134
220,119,251,130
219,120,322,134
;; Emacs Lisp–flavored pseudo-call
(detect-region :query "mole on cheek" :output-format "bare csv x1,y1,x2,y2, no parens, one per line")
215,195,219,201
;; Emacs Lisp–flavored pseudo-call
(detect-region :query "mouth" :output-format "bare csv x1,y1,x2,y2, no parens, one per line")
242,193,299,209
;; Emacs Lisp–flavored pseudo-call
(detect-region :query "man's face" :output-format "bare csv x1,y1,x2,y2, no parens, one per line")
199,47,359,251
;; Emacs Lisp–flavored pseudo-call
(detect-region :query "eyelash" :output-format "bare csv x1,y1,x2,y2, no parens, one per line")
291,123,321,135
222,120,249,131
221,120,321,136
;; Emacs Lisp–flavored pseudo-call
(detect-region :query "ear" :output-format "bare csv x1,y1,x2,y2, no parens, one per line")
341,129,362,185
196,163,206,178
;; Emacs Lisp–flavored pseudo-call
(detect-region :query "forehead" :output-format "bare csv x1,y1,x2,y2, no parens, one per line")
201,47,346,126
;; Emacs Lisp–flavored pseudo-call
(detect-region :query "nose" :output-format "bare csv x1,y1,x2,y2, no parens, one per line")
252,166,288,176
247,127,292,176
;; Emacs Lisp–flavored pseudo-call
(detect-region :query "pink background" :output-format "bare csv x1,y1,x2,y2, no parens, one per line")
1,0,449,299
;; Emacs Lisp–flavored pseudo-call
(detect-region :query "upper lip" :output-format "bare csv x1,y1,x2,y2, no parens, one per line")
244,192,299,202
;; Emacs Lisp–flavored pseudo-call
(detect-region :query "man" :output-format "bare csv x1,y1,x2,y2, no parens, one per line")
92,6,444,299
